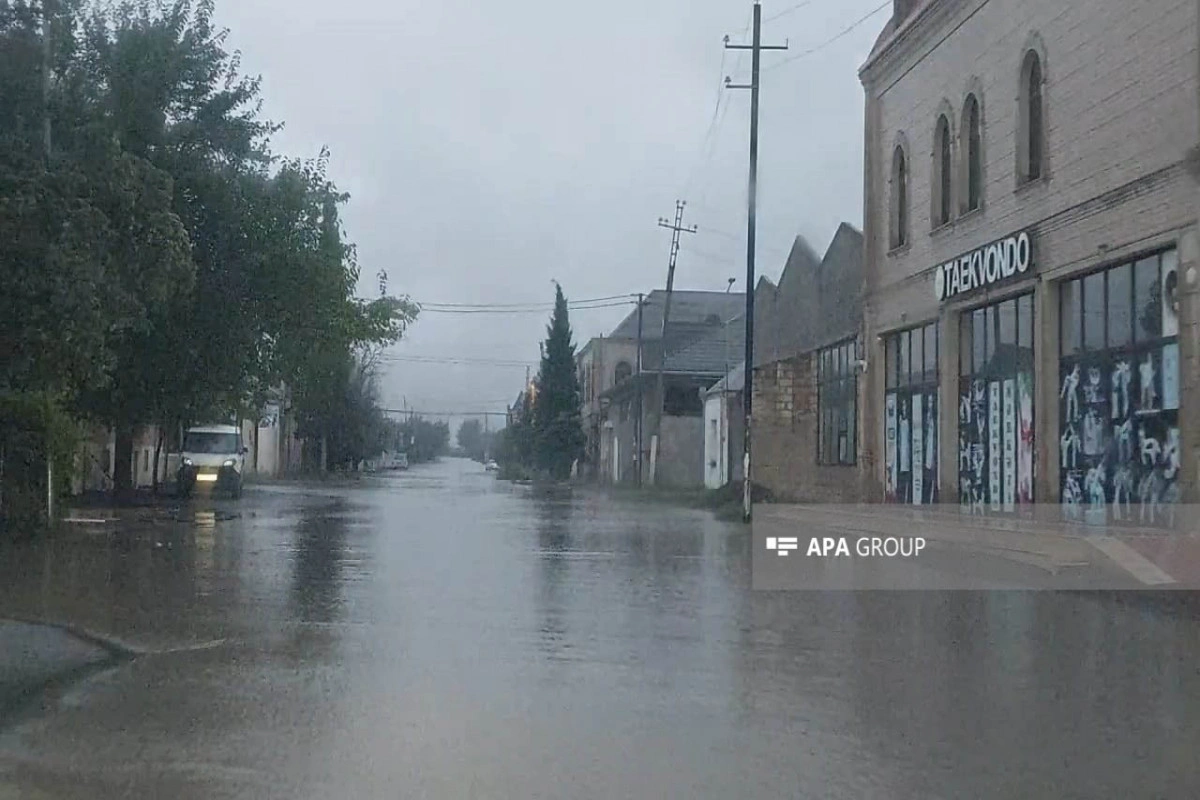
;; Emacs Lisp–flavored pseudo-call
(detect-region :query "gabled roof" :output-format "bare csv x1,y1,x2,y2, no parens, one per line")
662,318,742,375
608,290,746,340
705,361,745,396
754,223,864,367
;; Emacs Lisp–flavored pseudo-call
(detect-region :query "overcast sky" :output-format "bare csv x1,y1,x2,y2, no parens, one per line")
212,0,887,435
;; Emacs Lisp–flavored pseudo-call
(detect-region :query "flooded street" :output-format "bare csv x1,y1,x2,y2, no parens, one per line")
2,459,1199,798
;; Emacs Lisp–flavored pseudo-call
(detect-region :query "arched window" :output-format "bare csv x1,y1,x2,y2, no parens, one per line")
1019,49,1045,182
614,361,632,385
933,114,953,227
962,94,982,211
890,144,908,249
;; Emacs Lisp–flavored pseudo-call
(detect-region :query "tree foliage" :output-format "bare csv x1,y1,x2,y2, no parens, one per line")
0,0,417,493
456,419,488,462
532,285,585,479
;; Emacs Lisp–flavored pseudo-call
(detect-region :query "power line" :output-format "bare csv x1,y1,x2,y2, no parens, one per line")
379,356,533,367
417,293,636,309
683,46,731,198
764,0,890,72
416,300,637,315
764,0,818,23
686,8,753,208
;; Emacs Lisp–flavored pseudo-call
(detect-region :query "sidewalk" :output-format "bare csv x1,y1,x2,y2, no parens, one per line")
753,502,1200,588
0,621,119,724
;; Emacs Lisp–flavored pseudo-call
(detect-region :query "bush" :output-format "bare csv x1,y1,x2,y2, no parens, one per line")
0,392,84,537
497,462,536,482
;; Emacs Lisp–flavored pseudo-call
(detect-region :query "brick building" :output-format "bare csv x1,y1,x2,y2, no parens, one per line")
859,0,1200,523
751,224,866,502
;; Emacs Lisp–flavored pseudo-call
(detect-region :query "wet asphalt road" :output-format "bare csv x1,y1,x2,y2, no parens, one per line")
2,458,1200,798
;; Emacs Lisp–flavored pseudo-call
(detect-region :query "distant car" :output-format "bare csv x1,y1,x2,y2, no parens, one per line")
484,460,499,472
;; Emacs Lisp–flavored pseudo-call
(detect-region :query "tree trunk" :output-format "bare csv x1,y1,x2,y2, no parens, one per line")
151,426,163,495
113,425,134,501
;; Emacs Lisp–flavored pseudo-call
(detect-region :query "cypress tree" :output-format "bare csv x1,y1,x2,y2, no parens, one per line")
532,284,585,479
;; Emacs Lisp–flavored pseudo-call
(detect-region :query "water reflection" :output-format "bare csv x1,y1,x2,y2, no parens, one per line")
288,499,350,626
533,491,572,661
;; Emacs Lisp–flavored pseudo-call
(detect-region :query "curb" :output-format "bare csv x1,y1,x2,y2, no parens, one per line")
0,619,134,726
0,616,139,660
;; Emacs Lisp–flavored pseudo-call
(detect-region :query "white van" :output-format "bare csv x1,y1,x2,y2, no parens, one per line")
177,424,246,498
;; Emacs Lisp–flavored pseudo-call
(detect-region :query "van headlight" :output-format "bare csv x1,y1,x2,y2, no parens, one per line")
222,459,236,467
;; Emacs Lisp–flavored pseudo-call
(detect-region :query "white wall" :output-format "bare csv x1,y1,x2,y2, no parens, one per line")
704,395,728,490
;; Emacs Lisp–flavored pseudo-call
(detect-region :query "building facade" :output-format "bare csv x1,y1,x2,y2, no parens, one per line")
594,291,746,486
750,225,867,502
860,0,1200,523
577,336,640,481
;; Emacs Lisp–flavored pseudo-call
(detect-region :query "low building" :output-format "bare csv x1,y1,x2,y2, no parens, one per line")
596,290,746,486
577,336,639,481
750,224,866,502
859,0,1199,523
703,361,744,490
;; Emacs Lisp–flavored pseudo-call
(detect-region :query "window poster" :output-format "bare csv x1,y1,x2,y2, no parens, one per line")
1162,343,1179,411
1017,372,1035,504
1162,251,1179,338
885,393,897,502
1003,379,1016,511
989,381,1002,510
912,394,924,506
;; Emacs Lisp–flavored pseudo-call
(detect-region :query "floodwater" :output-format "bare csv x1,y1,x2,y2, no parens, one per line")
1,459,1199,798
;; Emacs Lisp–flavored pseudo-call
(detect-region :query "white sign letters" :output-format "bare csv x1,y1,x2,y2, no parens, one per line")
934,231,1033,302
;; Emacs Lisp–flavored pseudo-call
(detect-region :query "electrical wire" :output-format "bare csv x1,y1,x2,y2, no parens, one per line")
764,0,818,24
416,293,637,309
682,8,752,210
764,0,890,72
379,355,533,367
415,299,637,315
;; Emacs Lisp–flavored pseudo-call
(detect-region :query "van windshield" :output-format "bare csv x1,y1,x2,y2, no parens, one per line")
183,432,240,454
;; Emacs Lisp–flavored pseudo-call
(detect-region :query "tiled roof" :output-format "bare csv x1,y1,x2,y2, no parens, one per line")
662,319,742,375
608,291,746,340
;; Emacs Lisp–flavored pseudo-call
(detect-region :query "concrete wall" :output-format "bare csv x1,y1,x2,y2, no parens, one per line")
656,415,704,489
861,0,1200,503
752,355,862,502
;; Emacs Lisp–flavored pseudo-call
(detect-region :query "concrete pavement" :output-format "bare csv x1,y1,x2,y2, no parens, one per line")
753,502,1200,588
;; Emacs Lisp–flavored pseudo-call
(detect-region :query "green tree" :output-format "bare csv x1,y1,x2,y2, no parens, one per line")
457,419,485,461
532,285,585,479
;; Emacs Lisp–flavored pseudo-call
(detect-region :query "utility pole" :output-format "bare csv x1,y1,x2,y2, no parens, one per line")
649,200,697,485
725,2,787,521
635,293,645,487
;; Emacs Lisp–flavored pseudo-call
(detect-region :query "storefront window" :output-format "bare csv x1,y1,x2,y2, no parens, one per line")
1058,249,1180,525
960,295,1035,513
817,338,857,466
884,323,939,504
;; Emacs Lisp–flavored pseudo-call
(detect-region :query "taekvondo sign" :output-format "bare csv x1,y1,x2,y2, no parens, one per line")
933,230,1033,302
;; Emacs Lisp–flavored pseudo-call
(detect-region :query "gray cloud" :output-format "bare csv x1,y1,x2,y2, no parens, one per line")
213,0,885,430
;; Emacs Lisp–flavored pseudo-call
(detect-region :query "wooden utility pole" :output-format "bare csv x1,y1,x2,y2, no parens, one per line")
725,2,787,521
649,201,696,485
635,293,645,487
